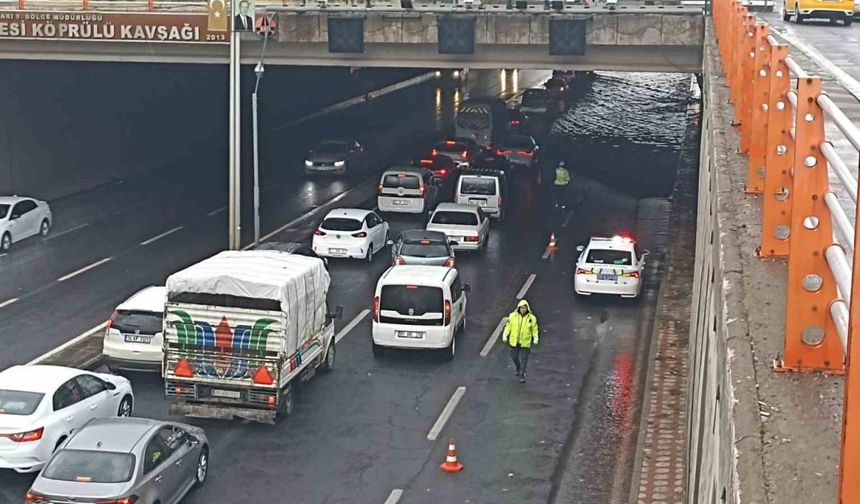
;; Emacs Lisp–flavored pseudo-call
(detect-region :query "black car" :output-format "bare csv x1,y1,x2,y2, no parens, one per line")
255,241,328,268
471,151,511,172
416,154,458,181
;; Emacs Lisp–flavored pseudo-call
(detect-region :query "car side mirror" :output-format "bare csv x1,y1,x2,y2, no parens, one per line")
327,305,343,322
642,250,650,256
576,245,585,252
105,381,117,391
463,283,472,293
386,240,394,247
187,435,200,447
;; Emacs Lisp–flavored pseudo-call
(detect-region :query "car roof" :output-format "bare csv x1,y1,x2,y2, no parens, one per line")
399,229,449,242
0,195,33,205
66,418,163,453
323,208,373,220
0,365,88,394
434,202,479,213
588,236,637,251
316,139,350,146
116,286,166,313
381,265,456,284
383,166,426,175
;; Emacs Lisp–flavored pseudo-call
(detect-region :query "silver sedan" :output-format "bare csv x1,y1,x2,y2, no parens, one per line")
26,417,209,504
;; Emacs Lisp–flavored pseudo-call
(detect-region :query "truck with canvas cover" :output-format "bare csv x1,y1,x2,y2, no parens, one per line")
162,250,341,423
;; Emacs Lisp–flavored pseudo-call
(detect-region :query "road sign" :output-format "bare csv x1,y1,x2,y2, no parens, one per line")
256,13,276,38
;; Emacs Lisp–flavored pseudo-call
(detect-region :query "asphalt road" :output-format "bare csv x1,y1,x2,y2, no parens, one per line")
0,67,695,503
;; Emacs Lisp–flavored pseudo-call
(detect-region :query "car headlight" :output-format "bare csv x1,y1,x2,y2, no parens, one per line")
334,161,345,167
305,160,313,167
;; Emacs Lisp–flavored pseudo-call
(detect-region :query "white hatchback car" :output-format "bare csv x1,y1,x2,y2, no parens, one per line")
574,236,648,298
312,208,390,262
0,196,52,252
0,365,133,473
426,203,490,252
103,286,167,371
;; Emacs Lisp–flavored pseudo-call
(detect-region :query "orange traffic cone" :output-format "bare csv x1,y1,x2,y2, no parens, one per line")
547,233,558,251
440,438,464,473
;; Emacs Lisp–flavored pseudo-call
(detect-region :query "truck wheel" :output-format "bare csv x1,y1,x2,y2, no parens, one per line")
279,388,295,417
845,17,853,26
795,13,804,23
442,337,456,361
321,340,335,372
372,341,384,358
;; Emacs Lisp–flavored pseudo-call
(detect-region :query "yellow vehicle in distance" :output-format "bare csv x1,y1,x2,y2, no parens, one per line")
783,0,855,25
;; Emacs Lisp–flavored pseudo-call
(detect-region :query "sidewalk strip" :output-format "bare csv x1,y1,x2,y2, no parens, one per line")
207,206,227,216
384,489,403,504
427,386,467,441
47,223,89,240
336,309,370,343
0,297,19,309
480,317,508,357
27,321,107,365
57,257,112,282
140,226,184,246
516,273,536,300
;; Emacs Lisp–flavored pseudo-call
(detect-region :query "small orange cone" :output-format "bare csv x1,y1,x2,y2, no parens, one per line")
440,438,464,473
547,233,558,251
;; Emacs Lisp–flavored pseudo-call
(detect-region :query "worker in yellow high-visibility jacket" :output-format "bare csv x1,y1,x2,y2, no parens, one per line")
502,299,539,383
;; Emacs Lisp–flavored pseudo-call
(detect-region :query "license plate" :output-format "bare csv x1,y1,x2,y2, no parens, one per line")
123,334,152,344
211,389,241,399
392,200,410,206
469,199,487,206
396,330,425,339
329,248,347,255
597,272,618,281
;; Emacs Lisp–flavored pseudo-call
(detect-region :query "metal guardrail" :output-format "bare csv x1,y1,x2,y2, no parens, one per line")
713,0,860,501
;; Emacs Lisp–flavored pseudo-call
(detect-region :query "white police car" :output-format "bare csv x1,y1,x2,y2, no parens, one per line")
573,236,647,298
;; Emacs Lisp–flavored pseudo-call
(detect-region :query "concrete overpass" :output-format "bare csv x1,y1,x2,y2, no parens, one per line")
0,2,705,72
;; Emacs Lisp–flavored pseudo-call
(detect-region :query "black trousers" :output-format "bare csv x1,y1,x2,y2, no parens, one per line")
510,345,531,375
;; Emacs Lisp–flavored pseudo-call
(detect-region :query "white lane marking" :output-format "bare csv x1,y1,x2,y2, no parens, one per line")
541,248,552,260
384,489,404,504
140,226,184,246
516,274,536,300
207,206,227,217
47,223,89,240
57,257,112,282
335,309,370,343
480,317,508,357
427,386,467,441
773,28,860,101
0,253,6,258
27,321,107,365
0,297,19,309
561,211,575,228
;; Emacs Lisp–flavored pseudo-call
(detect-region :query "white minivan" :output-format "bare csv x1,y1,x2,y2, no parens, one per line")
455,172,505,219
378,167,440,215
372,265,469,360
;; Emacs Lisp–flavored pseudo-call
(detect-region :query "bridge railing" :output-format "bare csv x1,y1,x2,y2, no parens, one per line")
712,0,860,501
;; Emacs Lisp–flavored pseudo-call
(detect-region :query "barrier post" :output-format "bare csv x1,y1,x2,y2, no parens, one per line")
82,0,88,10
737,15,756,152
148,0,154,10
760,44,793,258
777,77,844,373
744,24,770,193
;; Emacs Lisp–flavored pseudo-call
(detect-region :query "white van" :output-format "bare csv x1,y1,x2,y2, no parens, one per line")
372,265,470,360
455,172,505,219
378,167,439,215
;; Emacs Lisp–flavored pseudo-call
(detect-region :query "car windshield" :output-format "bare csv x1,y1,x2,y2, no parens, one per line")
432,211,478,226
401,242,449,258
546,79,564,89
314,142,347,156
521,90,547,105
460,178,497,196
321,218,362,232
43,450,135,484
0,204,9,219
586,249,634,266
113,311,163,335
382,174,421,190
0,390,44,415
380,285,443,316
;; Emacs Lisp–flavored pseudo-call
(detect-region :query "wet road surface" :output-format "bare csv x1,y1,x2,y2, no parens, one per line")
0,66,696,503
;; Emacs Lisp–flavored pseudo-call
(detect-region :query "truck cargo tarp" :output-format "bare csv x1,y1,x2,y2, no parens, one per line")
166,251,330,354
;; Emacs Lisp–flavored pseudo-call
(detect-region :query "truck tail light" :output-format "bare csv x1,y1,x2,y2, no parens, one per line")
174,358,194,378
252,365,274,385
4,427,44,443
444,300,452,325
373,296,380,322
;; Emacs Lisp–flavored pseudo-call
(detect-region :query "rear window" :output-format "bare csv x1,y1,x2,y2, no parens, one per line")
521,90,548,105
401,242,450,258
499,137,533,150
435,141,467,152
431,211,478,226
0,204,8,219
113,311,163,335
321,218,362,232
382,174,421,190
586,249,634,266
460,178,497,196
380,285,443,316
43,450,135,483
0,390,44,415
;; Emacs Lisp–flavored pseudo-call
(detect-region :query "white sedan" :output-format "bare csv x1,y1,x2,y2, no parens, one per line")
312,208,390,262
426,203,490,252
0,196,52,252
0,365,134,473
574,236,647,298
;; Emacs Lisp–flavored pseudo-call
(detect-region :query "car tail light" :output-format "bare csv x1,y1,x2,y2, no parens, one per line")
496,149,510,155
576,268,591,275
95,497,139,504
460,150,469,160
420,186,426,197
445,140,456,146
421,159,433,166
444,300,452,325
5,427,44,443
510,119,520,126
465,236,479,242
624,271,640,278
314,229,326,236
24,491,49,503
518,150,534,157
106,310,118,331
498,197,503,207
434,169,447,176
394,256,406,265
174,358,194,378
252,365,274,385
431,148,438,156
443,257,455,268
352,231,367,238
373,296,380,322
378,184,384,194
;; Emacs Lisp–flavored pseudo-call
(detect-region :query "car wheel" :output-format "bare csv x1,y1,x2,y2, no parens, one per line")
117,395,133,417
372,341,384,358
39,219,50,237
366,245,373,264
193,446,209,488
442,337,456,361
1,233,10,252
320,340,335,373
